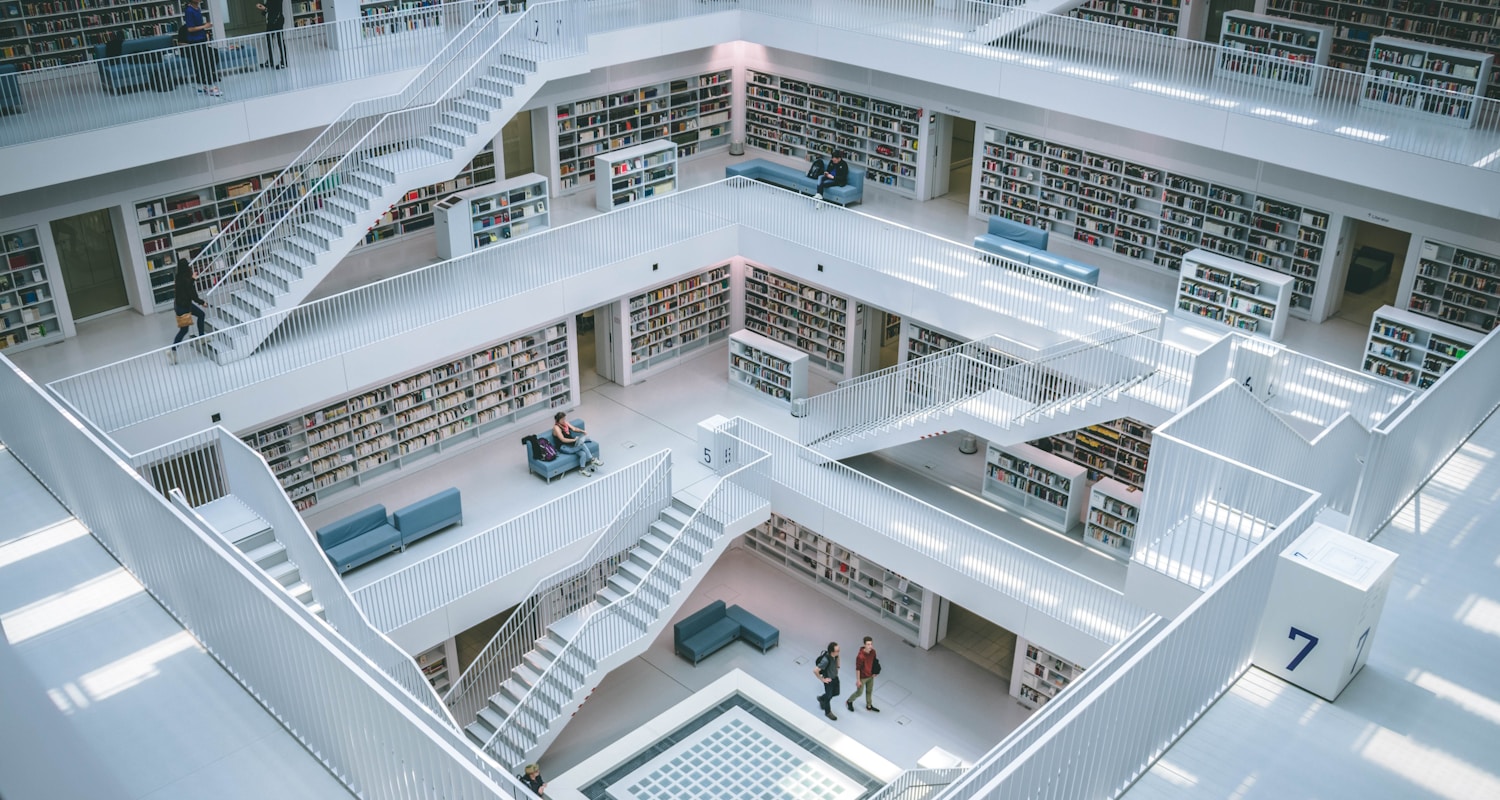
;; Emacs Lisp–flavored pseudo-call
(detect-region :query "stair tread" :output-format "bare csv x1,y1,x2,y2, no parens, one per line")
242,540,287,565
196,496,267,542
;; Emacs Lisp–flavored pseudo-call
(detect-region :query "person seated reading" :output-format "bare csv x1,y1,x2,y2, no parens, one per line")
814,150,849,200
553,412,603,477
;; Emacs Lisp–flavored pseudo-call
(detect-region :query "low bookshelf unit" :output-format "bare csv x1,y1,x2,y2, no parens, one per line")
1362,305,1480,390
727,329,809,406
982,442,1088,533
1175,249,1294,341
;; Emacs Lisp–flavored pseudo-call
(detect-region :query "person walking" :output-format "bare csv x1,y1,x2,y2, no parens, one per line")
553,412,603,476
169,259,207,364
813,641,841,720
255,1,287,69
845,636,881,713
180,0,221,97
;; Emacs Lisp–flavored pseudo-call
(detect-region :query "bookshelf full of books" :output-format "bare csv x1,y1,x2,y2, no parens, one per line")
899,320,967,362
362,143,496,246
983,442,1088,532
1406,237,1500,334
0,0,190,72
554,69,732,194
1011,637,1085,709
593,140,677,211
1067,0,1182,37
1358,36,1493,127
742,512,938,647
1175,249,1294,340
1032,417,1155,491
975,126,1331,317
728,329,809,406
1215,11,1332,93
416,638,457,693
240,320,574,511
618,264,732,384
744,69,925,197
1363,304,1481,390
433,172,549,259
1084,477,1143,560
0,226,62,352
742,264,855,379
291,0,322,25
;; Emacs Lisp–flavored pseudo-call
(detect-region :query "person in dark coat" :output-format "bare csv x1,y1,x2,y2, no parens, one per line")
815,150,849,199
520,763,546,796
180,0,220,97
813,641,841,720
170,259,206,363
256,1,287,69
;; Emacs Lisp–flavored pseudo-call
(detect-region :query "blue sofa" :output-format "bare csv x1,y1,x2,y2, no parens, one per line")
973,215,1100,286
674,600,780,665
390,487,462,547
522,418,600,482
91,35,258,94
0,64,21,115
315,504,402,574
725,158,865,206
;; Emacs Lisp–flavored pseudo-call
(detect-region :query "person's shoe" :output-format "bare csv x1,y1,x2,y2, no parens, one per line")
275,63,286,69
260,61,271,68
813,192,823,201
824,710,837,721
206,87,222,97
845,699,854,712
866,706,881,712
167,349,177,365
590,457,603,467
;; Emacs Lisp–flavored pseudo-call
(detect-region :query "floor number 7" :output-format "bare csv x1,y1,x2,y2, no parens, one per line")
1286,627,1319,671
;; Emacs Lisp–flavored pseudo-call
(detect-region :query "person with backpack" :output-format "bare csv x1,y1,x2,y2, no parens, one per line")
814,150,849,201
553,412,603,476
845,635,881,713
519,763,546,796
255,1,287,69
813,641,841,720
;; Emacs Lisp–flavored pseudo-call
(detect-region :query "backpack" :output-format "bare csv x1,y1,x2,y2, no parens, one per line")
815,651,831,675
806,157,825,179
536,437,558,462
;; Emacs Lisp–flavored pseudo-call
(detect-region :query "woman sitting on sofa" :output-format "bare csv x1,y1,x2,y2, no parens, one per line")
553,412,604,476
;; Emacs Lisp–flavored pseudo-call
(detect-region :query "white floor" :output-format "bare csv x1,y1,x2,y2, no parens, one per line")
0,447,352,799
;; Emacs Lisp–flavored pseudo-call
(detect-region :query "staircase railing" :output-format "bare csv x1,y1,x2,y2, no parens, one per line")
478,425,772,766
189,0,585,303
442,451,674,726
865,768,970,800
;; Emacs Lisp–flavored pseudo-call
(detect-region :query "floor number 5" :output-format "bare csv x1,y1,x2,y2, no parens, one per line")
1286,627,1319,671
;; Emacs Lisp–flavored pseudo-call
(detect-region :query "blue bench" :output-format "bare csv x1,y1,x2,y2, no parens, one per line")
725,158,865,206
973,215,1100,286
674,600,780,665
90,35,258,94
0,64,21,115
390,487,463,548
522,418,601,483
315,505,402,574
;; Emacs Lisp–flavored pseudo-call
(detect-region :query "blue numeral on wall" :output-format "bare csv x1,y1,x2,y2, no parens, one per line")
1286,627,1319,671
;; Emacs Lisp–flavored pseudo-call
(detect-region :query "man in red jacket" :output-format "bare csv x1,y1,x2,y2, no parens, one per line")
845,636,880,713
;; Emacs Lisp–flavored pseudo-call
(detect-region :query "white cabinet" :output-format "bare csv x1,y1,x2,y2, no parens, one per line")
727,329,809,406
434,173,549,260
982,442,1088,533
1359,36,1493,128
1010,636,1085,709
0,227,63,353
592,140,678,212
1362,305,1481,391
1085,478,1143,560
1175,249,1294,341
1215,12,1332,93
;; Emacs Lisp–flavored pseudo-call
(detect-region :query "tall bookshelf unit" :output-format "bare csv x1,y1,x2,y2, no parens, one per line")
1359,36,1493,126
744,70,925,197
0,0,188,72
1266,0,1500,98
1033,417,1155,491
416,638,457,694
363,143,496,246
728,329,809,406
291,0,322,26
1364,305,1481,389
1175,249,1294,341
1215,12,1333,92
554,68,732,194
357,0,444,38
1084,478,1143,560
433,172,549,260
1407,238,1500,334
742,264,855,379
899,320,966,362
1067,0,1182,36
1010,637,1085,709
592,140,677,211
742,512,939,647
982,442,1088,533
975,126,1330,316
616,264,732,384
0,226,62,352
240,320,574,512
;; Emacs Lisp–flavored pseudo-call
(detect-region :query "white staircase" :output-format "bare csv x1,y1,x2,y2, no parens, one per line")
463,487,770,769
195,495,328,621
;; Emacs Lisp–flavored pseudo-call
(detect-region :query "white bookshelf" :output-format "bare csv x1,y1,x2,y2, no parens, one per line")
1407,237,1500,335
1010,636,1084,709
982,442,1088,533
975,126,1331,317
1032,417,1154,491
134,171,281,310
1175,249,1294,341
618,264,732,384
742,264,855,379
1359,36,1493,128
554,68,732,195
1215,12,1332,93
593,140,677,211
416,637,457,694
899,320,966,362
363,144,497,246
240,320,574,512
434,172,549,260
728,329,809,406
1084,477,1143,560
0,226,63,353
1363,304,1481,391
742,512,939,647
1067,0,1181,37
744,70,925,196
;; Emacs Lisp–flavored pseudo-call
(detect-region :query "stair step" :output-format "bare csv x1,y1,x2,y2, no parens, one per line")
451,99,493,122
227,290,264,317
438,111,480,134
497,54,536,71
418,135,455,159
245,274,282,304
285,581,315,605
464,86,507,108
231,526,276,553
637,529,673,557
325,194,368,217
648,519,684,542
489,65,526,84
284,235,324,259
241,539,287,568
265,559,301,587
476,75,516,97
430,123,469,146
305,602,326,621
306,210,347,235
659,504,694,529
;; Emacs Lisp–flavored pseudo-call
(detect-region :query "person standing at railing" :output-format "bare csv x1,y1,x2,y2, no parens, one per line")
180,0,222,97
169,259,207,364
256,1,288,70
520,763,546,796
